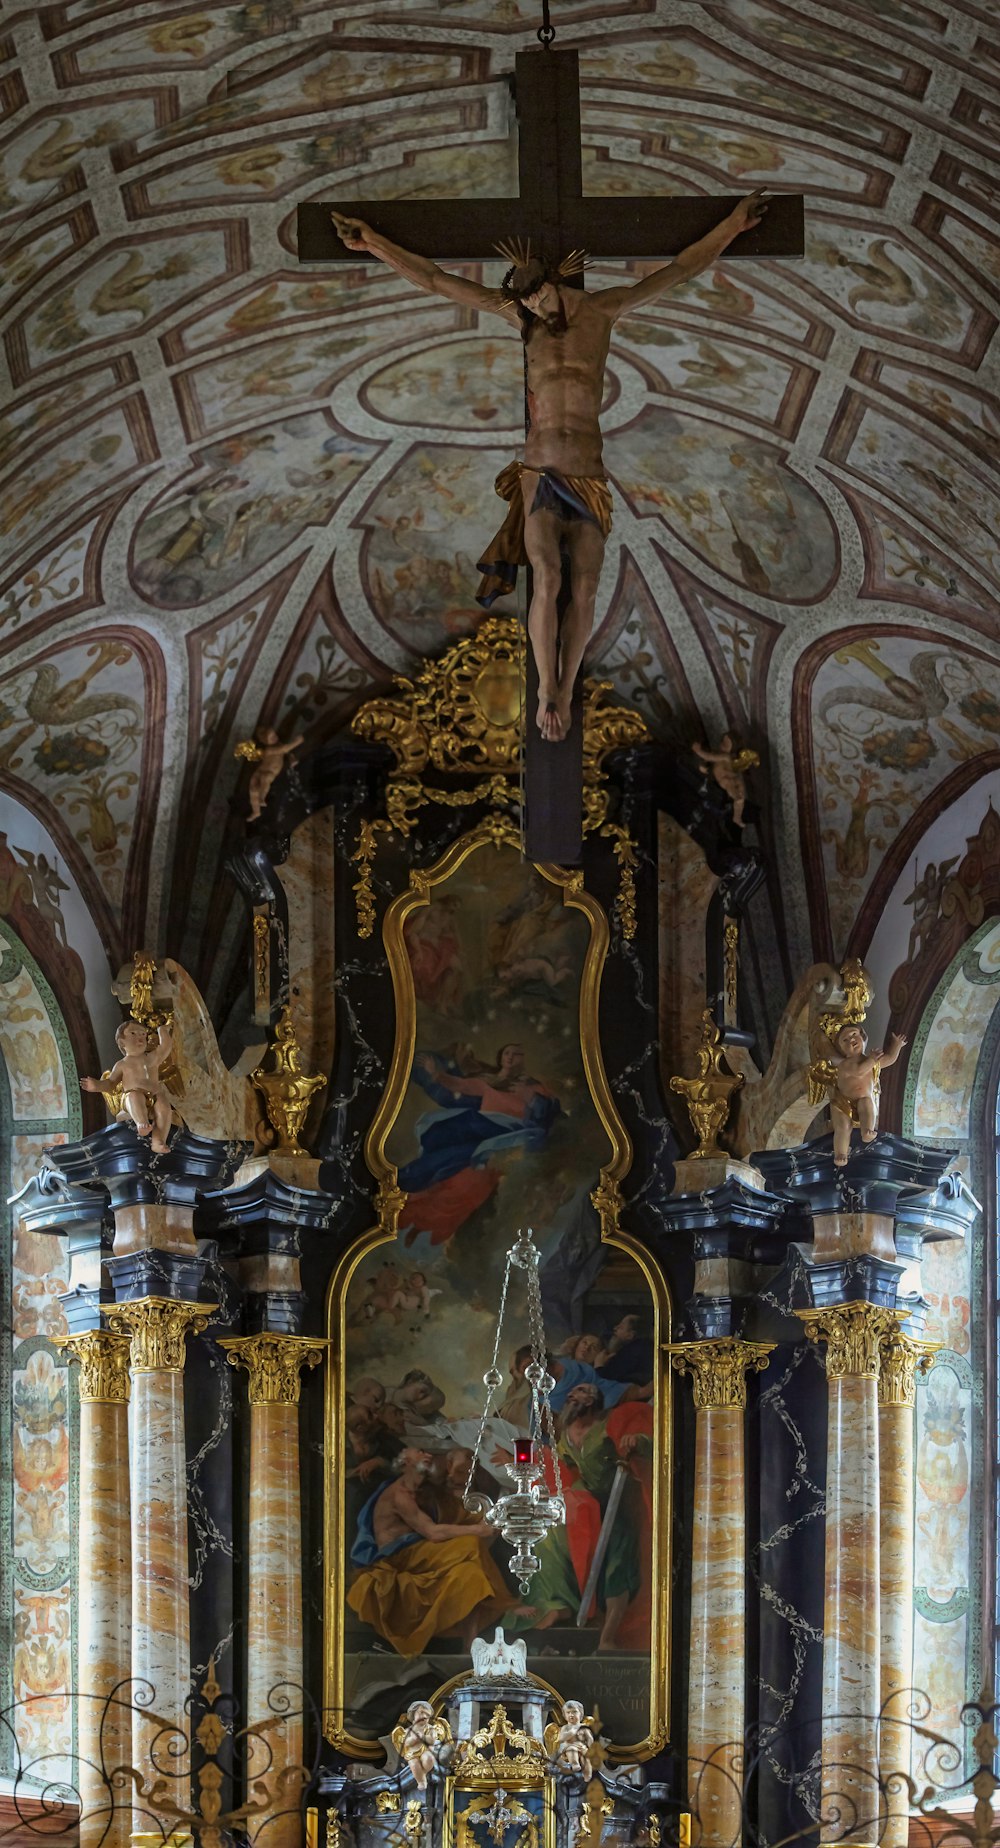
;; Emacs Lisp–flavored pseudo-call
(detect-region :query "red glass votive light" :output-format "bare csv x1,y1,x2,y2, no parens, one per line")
514,1436,535,1467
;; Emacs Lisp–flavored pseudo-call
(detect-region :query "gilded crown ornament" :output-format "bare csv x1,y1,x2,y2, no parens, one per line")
250,1005,326,1156
669,1010,743,1159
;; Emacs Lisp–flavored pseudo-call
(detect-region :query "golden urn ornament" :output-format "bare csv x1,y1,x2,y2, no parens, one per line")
670,1010,744,1159
250,1006,326,1155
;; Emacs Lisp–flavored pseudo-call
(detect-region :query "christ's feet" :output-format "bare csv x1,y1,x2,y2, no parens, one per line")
537,694,565,743
536,692,576,743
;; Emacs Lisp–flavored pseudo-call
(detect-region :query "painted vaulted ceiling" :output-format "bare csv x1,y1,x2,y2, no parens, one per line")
1,0,999,1048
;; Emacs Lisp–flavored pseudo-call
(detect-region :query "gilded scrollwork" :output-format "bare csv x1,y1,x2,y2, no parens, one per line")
349,619,647,942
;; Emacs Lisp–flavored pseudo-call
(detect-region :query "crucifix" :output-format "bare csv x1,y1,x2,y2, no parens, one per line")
298,43,803,864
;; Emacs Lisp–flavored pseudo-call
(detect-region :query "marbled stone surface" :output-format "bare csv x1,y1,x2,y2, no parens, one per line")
688,1405,746,1848
129,1370,191,1836
821,1375,880,1845
78,1398,131,1848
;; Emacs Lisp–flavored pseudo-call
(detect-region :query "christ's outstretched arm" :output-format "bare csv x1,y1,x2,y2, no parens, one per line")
330,213,515,320
591,189,768,320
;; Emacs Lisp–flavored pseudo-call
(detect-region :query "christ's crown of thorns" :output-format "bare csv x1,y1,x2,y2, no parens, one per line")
494,237,591,278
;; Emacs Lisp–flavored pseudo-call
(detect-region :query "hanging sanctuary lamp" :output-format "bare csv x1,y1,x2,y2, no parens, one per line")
462,1227,565,1595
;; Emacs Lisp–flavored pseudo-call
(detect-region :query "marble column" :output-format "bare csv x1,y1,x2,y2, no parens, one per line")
799,1303,900,1848
56,1332,133,1848
668,1337,774,1848
106,1297,215,1847
219,1333,325,1848
877,1326,937,1848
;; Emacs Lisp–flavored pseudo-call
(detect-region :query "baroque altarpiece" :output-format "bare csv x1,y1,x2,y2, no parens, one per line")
11,618,976,1848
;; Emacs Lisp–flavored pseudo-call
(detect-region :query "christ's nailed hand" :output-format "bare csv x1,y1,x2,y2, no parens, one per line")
331,212,372,250
728,189,769,233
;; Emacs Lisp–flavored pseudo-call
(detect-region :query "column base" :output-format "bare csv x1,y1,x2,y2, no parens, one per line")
132,1834,194,1848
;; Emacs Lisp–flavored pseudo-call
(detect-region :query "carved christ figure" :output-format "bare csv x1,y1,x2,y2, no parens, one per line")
331,194,767,742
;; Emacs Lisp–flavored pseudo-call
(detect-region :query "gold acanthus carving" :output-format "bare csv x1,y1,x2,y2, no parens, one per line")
797,1302,905,1380
878,1326,940,1406
106,1296,216,1372
250,1005,326,1156
54,1330,132,1403
666,1338,774,1409
349,619,648,942
669,1010,744,1159
219,1333,327,1405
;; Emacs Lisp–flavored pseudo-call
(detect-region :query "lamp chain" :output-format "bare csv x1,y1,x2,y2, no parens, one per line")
462,1245,514,1509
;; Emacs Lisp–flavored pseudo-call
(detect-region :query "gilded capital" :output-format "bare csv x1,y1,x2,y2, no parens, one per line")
54,1330,132,1403
666,1337,775,1409
797,1302,903,1380
219,1333,327,1404
105,1296,216,1371
878,1325,940,1406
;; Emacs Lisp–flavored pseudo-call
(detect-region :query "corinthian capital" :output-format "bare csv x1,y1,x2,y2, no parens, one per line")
105,1296,216,1371
219,1333,326,1405
877,1324,940,1405
797,1302,903,1380
54,1330,132,1402
666,1337,774,1409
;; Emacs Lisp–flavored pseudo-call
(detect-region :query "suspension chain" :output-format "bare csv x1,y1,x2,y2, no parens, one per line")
462,1228,563,1509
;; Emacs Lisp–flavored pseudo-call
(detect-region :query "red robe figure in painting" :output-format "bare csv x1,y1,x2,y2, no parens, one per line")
512,1389,653,1652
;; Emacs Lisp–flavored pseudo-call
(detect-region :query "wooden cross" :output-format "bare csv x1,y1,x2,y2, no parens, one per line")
298,47,804,863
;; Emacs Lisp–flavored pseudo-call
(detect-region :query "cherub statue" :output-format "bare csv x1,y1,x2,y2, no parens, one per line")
81,1017,175,1154
471,1625,528,1681
234,726,304,822
808,1013,907,1168
692,733,759,828
545,1701,596,1780
394,1700,447,1791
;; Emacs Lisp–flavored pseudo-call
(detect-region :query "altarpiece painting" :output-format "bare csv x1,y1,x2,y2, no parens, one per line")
325,832,671,1757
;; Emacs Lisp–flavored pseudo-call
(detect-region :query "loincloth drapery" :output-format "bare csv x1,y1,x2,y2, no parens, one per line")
475,461,613,608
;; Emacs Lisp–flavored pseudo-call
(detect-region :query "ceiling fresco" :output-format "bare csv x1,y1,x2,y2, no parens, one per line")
1,0,999,1018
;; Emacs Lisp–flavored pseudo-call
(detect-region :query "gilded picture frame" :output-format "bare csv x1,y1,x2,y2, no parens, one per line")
324,821,672,1760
